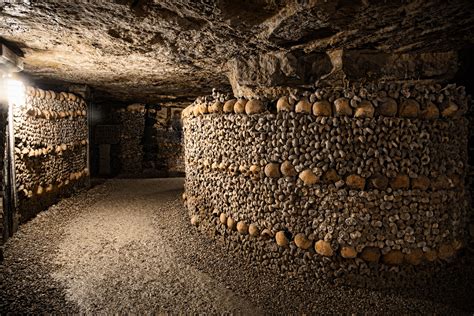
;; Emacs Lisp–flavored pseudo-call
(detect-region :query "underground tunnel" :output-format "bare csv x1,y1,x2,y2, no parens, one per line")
0,0,474,314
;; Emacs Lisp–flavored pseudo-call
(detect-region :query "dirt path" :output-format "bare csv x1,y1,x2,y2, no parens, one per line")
1,178,473,314
0,179,258,314
51,179,255,313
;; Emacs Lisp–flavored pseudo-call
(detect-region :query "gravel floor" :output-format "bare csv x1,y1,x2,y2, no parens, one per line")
1,178,473,314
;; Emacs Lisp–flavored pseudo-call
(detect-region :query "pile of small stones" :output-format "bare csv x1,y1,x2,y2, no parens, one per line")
182,82,470,288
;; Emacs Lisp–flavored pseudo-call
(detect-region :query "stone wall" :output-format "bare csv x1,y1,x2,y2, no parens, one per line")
228,50,460,100
183,82,470,288
14,87,89,223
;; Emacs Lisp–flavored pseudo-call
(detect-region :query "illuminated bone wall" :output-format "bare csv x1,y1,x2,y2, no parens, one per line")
183,82,469,287
13,87,89,222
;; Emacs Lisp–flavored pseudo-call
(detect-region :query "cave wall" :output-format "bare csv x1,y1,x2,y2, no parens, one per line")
183,82,469,288
228,50,459,100
14,87,89,223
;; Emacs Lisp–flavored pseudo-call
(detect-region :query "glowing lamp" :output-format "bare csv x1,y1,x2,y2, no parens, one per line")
6,78,25,108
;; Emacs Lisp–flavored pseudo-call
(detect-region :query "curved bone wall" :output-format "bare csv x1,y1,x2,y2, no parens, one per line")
183,83,470,287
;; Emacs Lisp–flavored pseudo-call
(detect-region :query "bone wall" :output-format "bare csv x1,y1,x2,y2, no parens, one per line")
114,104,146,175
111,104,184,177
183,82,470,288
147,106,184,175
0,104,6,246
14,87,89,223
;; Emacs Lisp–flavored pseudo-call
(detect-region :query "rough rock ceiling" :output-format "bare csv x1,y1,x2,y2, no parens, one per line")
1,0,473,104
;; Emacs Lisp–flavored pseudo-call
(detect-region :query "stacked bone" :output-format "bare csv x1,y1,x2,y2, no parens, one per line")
13,87,89,218
467,98,474,249
0,107,7,242
116,104,146,175
155,130,184,173
183,82,470,288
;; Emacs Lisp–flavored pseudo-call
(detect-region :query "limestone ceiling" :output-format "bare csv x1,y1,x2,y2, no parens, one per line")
1,0,473,104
